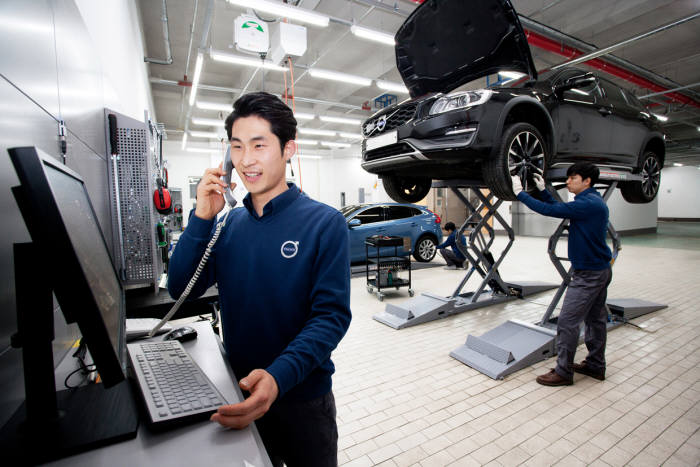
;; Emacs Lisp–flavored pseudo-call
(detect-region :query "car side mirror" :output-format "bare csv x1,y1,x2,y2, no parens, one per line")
348,218,361,228
555,74,596,93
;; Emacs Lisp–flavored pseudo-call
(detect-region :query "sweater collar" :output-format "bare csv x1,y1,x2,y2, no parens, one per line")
575,187,599,199
243,183,300,219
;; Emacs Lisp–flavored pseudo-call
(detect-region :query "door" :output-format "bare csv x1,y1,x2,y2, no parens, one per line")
384,205,421,254
551,71,613,164
599,79,649,165
347,206,388,262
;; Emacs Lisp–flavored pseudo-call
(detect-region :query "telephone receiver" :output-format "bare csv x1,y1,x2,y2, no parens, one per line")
222,146,237,208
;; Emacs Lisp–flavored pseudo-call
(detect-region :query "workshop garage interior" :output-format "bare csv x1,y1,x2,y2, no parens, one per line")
0,0,699,465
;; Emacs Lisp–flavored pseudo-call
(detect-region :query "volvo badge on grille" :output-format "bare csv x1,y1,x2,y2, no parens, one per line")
376,116,387,132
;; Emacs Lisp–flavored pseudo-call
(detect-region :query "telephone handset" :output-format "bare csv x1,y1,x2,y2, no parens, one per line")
222,146,237,208
148,148,235,337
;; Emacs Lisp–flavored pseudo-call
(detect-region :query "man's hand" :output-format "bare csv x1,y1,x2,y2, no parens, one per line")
194,164,236,221
210,369,279,429
533,173,546,192
511,174,523,196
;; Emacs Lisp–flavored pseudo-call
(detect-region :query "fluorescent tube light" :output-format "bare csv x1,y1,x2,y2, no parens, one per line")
673,163,683,167
192,117,224,126
298,128,337,137
350,25,395,45
297,155,322,159
653,113,669,122
181,133,188,150
226,0,329,27
196,101,233,112
294,112,316,120
189,130,220,138
189,52,204,106
376,80,409,94
210,50,287,71
319,115,362,125
321,142,351,148
338,132,363,139
295,139,319,145
499,71,526,80
186,147,220,154
308,68,372,87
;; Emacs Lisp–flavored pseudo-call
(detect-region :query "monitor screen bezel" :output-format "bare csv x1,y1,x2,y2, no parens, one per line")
9,146,125,387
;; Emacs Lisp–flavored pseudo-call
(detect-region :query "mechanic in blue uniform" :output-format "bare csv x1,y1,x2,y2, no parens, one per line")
437,221,467,269
512,162,612,386
169,92,351,466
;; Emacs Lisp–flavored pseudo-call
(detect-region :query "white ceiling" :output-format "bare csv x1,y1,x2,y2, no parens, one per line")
138,0,700,165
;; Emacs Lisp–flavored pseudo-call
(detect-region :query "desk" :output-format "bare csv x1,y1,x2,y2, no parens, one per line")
126,285,220,320
47,322,272,466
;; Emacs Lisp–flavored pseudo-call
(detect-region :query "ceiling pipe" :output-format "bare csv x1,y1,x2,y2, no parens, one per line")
551,12,700,70
144,0,173,65
639,82,700,99
179,0,199,124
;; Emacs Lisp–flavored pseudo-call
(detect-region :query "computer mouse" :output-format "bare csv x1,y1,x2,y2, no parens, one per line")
162,326,198,342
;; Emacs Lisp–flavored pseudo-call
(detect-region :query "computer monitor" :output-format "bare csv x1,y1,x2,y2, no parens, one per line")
1,146,138,462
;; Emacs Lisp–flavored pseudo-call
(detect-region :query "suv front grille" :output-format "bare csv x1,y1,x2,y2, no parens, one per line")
364,143,416,161
362,102,419,136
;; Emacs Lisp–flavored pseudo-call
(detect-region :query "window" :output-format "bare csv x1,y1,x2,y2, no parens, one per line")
599,80,628,108
386,206,419,220
355,207,384,224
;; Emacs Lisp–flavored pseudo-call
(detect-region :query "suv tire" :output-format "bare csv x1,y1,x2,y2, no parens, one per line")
620,150,661,204
484,122,548,201
383,175,432,204
413,235,437,262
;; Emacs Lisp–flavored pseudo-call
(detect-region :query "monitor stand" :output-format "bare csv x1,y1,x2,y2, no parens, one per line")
0,243,139,464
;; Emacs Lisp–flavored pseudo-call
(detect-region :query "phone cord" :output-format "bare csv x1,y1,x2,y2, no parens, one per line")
148,210,230,337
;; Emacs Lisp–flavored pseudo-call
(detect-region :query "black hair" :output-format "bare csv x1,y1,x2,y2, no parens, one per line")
566,162,599,186
444,221,456,231
224,92,297,152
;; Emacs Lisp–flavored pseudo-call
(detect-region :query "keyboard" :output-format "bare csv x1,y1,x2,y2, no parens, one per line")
125,318,172,341
127,340,228,429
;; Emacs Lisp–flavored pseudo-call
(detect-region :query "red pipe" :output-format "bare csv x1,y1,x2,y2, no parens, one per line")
524,29,700,109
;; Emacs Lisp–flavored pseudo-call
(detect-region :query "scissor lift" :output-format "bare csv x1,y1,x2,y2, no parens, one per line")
450,168,667,379
373,180,558,329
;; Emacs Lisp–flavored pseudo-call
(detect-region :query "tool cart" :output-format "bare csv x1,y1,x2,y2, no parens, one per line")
365,235,413,301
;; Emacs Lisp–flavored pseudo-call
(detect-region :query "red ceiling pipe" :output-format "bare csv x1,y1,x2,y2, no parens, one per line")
524,29,700,109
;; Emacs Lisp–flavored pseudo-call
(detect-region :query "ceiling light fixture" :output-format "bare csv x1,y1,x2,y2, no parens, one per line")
653,113,669,122
298,128,337,137
297,154,322,159
196,100,233,112
189,130,220,139
186,147,220,154
321,142,351,148
181,133,188,150
376,80,409,94
210,50,287,71
226,0,330,27
295,139,319,145
189,52,204,106
319,115,362,125
350,25,395,45
294,112,316,120
308,68,372,87
673,162,684,167
192,117,224,126
338,132,363,139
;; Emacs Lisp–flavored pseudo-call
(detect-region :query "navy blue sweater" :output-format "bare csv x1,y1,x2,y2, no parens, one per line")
168,184,351,402
517,187,612,270
437,231,467,260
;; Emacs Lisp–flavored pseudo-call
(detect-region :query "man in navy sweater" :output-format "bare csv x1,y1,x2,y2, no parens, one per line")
512,162,612,386
437,221,467,269
168,92,351,466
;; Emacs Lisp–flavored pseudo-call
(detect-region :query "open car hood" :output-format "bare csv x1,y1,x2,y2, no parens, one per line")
396,0,537,98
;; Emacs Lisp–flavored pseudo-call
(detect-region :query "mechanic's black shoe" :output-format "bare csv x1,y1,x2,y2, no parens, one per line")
536,369,573,386
572,361,605,381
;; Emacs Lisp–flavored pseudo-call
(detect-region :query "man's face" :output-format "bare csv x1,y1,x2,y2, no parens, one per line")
566,174,590,195
229,115,295,198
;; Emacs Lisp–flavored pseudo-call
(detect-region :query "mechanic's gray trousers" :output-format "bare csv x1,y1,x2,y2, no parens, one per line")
555,267,613,379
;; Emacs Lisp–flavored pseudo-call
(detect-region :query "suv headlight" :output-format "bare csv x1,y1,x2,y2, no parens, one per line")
429,90,493,115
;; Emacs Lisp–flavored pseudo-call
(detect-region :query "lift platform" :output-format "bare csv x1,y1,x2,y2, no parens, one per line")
373,180,557,330
451,168,667,379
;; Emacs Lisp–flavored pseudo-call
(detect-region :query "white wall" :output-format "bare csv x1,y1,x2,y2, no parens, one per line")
658,166,700,219
75,0,156,121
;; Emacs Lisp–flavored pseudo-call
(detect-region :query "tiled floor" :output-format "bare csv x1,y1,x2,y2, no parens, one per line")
333,232,700,466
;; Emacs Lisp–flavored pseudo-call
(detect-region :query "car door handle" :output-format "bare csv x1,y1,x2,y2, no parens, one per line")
598,107,612,116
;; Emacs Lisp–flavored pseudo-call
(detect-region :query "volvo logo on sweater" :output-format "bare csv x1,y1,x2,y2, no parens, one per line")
281,240,299,258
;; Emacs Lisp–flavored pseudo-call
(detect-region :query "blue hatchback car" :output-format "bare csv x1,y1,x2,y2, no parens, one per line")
341,203,443,263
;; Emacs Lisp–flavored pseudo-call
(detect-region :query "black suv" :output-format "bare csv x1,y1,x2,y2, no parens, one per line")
361,0,665,203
